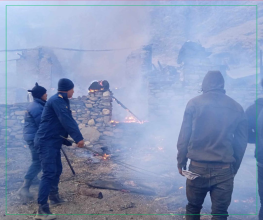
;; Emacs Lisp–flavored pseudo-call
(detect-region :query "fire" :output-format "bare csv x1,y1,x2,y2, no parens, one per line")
124,116,137,123
110,120,119,124
102,153,110,160
124,115,147,124
89,88,104,93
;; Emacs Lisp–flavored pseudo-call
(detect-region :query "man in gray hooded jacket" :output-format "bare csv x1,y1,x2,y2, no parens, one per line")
177,71,247,219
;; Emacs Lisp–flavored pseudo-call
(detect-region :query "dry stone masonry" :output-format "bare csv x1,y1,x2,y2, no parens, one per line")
70,90,114,152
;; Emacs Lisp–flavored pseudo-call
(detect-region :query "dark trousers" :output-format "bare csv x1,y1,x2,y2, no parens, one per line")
24,141,41,180
186,162,234,220
258,165,263,219
38,145,62,205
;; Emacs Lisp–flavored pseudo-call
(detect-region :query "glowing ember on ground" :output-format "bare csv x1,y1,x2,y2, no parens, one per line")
102,153,110,160
110,120,119,124
124,116,138,123
123,115,147,124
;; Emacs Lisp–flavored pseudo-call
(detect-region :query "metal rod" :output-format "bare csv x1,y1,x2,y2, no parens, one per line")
112,96,142,123
60,136,172,180
61,146,75,175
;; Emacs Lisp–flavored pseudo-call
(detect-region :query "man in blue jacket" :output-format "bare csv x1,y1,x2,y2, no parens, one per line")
34,78,84,220
18,83,47,200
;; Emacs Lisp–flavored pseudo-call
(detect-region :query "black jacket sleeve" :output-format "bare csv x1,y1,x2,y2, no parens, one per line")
232,111,248,174
177,100,195,169
52,99,83,143
245,105,256,144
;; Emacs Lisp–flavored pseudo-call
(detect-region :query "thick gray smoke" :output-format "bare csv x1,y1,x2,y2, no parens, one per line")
0,1,260,215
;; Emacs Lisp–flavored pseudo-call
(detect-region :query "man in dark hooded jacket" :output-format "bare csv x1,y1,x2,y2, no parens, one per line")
18,83,47,200
34,78,84,220
247,80,263,219
245,79,263,145
177,71,247,219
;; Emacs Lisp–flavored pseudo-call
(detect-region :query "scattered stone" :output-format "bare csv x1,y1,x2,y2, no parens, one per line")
102,109,110,115
88,119,95,126
85,104,93,108
103,91,111,97
81,127,101,143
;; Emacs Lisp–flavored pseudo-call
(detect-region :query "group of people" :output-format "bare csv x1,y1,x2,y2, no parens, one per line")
18,78,84,220
17,71,262,219
177,70,261,219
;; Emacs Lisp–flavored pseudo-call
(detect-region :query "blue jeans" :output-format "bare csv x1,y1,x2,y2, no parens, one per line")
37,145,62,205
186,162,234,220
24,141,41,180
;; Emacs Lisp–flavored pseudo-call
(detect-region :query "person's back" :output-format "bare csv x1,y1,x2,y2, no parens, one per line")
177,71,247,220
183,90,245,165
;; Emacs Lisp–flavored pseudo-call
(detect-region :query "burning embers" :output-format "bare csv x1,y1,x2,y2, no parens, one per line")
102,153,110,160
111,115,147,125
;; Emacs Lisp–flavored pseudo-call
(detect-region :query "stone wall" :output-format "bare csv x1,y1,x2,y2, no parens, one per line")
148,72,257,122
0,90,114,150
71,90,114,152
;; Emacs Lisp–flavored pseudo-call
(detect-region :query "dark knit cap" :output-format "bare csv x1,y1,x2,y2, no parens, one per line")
202,71,225,93
28,83,47,99
58,78,74,91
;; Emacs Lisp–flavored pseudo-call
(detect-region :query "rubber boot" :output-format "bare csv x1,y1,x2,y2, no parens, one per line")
49,194,67,206
35,204,56,220
17,179,33,199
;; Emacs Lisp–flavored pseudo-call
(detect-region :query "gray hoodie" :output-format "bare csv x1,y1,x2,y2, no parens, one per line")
177,71,248,174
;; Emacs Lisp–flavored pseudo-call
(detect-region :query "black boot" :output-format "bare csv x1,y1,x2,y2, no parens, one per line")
49,194,67,206
17,179,33,199
35,204,56,220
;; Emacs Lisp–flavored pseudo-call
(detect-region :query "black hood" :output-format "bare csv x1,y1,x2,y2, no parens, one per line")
202,71,225,93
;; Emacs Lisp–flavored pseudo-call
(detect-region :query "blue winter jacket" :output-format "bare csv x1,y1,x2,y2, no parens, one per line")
23,98,46,141
34,92,83,148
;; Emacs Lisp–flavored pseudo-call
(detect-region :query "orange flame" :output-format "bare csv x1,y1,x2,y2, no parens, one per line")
102,153,110,160
89,88,104,93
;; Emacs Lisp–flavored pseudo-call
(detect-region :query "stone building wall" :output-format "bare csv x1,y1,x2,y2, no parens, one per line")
0,90,114,150
148,72,257,122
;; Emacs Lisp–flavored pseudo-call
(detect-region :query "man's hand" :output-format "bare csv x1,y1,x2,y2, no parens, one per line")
77,140,85,148
178,165,186,176
178,167,183,176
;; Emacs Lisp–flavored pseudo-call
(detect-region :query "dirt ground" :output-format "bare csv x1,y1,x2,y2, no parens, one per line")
0,124,259,220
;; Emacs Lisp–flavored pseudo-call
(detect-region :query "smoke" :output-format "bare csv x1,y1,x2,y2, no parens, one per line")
0,2,260,214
